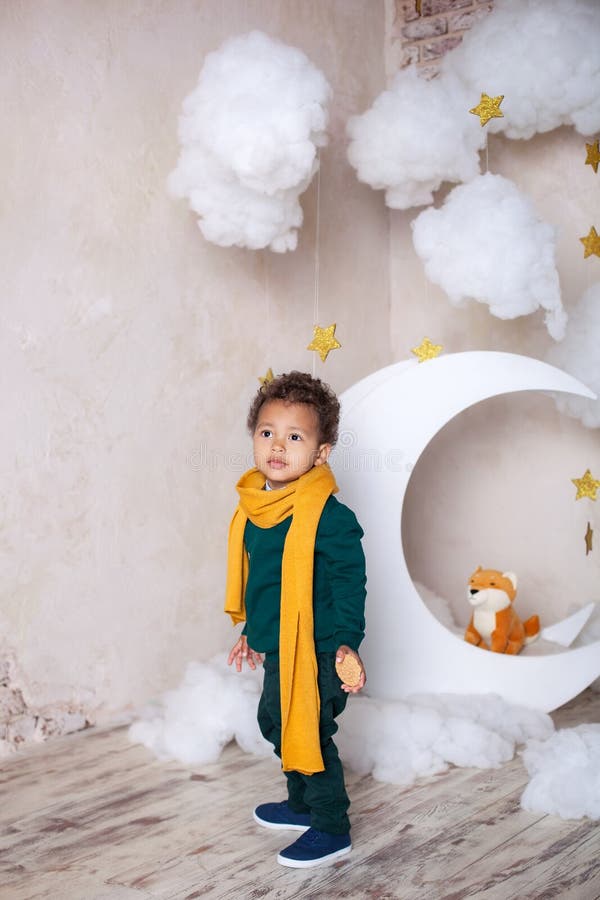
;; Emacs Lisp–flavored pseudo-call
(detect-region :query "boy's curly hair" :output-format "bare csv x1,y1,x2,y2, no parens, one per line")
247,371,340,446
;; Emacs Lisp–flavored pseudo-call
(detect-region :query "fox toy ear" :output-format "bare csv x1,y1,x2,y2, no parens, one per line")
503,571,517,590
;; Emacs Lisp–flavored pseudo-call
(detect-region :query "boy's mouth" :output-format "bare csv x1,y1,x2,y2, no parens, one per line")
268,458,286,469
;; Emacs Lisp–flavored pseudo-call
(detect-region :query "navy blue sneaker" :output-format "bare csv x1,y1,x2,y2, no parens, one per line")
277,828,352,868
253,800,311,831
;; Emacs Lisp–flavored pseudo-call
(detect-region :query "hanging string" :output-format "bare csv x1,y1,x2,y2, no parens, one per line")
264,249,271,355
484,131,489,174
312,154,321,377
582,139,592,295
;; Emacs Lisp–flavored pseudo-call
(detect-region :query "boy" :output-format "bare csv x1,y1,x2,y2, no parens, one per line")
225,371,367,869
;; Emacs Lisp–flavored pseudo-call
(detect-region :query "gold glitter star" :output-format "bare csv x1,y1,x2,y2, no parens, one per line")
258,367,275,388
469,93,504,127
572,469,600,501
585,140,600,174
411,337,443,363
585,522,593,555
580,226,600,259
307,323,341,363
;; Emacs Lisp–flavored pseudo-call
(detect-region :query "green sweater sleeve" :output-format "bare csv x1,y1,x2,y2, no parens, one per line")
314,496,367,652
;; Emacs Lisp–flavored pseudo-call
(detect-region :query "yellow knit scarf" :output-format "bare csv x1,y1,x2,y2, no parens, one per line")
224,464,338,775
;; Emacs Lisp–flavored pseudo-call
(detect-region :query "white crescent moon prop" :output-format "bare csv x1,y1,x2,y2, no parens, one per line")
336,351,600,713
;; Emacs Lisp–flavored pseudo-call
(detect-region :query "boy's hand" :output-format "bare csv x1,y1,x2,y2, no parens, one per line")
227,635,263,672
335,645,366,694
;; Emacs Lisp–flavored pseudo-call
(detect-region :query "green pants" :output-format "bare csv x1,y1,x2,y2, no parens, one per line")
257,651,350,835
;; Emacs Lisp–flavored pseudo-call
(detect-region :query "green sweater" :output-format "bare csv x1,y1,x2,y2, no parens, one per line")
242,495,366,654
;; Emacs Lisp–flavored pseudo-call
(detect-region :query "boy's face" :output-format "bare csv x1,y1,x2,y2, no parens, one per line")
252,400,332,490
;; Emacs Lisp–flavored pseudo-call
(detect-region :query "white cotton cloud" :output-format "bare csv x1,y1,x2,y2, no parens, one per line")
520,725,600,819
346,67,483,210
444,0,600,140
130,660,600,821
416,581,461,633
168,30,331,252
129,657,552,790
411,173,566,339
128,655,271,765
337,693,552,786
346,0,600,210
547,283,600,427
574,602,600,691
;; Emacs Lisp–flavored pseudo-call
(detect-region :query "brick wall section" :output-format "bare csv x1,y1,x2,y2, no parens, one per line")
0,652,91,755
386,0,494,79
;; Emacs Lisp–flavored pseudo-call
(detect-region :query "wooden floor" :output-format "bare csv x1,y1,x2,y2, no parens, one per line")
2,691,600,900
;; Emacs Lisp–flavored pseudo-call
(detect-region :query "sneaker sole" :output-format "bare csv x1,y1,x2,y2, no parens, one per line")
277,843,352,868
253,811,311,832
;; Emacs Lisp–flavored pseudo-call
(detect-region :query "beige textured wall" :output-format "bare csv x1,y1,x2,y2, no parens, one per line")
396,127,600,626
0,0,390,734
3,0,597,747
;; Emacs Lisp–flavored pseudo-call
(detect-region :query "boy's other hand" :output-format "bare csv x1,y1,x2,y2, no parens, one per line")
335,645,366,694
227,635,263,672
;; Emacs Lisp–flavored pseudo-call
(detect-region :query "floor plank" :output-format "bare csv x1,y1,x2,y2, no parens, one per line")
1,689,599,899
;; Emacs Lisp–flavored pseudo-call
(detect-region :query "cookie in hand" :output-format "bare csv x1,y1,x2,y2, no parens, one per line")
335,653,362,687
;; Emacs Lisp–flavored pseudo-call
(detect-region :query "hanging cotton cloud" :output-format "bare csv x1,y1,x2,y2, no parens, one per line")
411,173,566,340
547,283,600,427
520,725,600,819
444,0,600,140
346,0,600,209
346,68,483,210
168,30,331,252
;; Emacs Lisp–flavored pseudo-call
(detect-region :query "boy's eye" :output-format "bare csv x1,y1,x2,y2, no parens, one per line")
289,433,302,441
260,429,272,438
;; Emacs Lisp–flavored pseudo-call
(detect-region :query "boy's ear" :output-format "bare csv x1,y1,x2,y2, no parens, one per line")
314,443,332,466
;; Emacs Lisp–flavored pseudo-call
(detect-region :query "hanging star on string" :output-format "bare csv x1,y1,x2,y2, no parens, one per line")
469,93,504,127
580,226,600,259
585,140,600,174
572,469,600,501
585,522,593,555
307,323,341,362
411,337,443,363
258,367,275,388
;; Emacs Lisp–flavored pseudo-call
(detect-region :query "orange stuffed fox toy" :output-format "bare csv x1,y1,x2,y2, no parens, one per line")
464,567,540,654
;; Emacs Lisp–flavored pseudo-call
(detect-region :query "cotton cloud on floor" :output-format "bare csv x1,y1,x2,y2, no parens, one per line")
520,725,600,819
411,173,566,340
547,283,600,427
129,656,271,765
130,656,600,819
168,31,330,252
130,656,558,804
346,0,600,210
336,692,552,787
